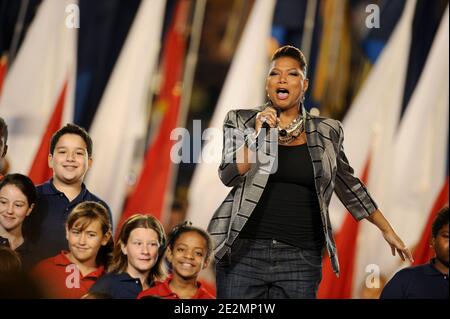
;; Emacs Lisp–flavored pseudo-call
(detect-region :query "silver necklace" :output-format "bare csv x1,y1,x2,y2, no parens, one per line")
278,113,304,145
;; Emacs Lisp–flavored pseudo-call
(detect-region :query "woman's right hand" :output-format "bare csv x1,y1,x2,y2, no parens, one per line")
255,107,279,133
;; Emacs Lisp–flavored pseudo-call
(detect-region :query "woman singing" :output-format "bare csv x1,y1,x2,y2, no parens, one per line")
208,45,413,299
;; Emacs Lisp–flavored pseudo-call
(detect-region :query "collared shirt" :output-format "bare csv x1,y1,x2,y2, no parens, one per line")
137,278,215,299
31,251,105,299
0,235,38,271
380,259,449,299
89,272,153,299
15,238,39,271
24,179,112,262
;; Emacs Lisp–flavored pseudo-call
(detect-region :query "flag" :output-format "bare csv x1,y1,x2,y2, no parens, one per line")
362,0,406,63
383,6,449,273
312,0,351,116
350,0,420,297
85,0,166,227
187,0,277,229
318,158,371,298
28,83,68,184
327,0,417,242
0,0,77,177
352,3,448,296
0,54,7,95
400,0,448,116
412,177,449,265
73,1,142,129
117,0,190,232
323,0,417,298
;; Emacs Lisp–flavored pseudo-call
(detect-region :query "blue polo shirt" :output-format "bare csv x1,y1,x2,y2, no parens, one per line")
89,272,153,299
23,179,112,263
380,260,449,299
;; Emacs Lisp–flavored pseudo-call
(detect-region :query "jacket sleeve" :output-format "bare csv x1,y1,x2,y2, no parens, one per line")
217,110,247,187
333,121,378,221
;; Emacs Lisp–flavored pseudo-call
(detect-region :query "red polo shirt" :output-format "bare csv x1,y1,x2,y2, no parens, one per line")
137,278,215,299
31,251,105,299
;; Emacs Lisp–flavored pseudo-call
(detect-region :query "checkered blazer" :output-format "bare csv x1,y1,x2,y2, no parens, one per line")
207,106,378,275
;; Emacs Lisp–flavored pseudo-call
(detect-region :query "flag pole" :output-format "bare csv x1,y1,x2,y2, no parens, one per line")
9,0,30,66
161,0,207,226
300,0,318,62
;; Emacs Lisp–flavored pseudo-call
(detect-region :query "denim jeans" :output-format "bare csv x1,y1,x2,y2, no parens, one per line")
216,238,323,299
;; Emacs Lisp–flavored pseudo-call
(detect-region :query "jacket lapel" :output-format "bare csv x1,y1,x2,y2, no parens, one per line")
304,111,325,194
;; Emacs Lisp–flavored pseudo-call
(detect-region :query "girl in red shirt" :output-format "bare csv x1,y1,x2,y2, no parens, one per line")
138,222,215,299
32,201,113,298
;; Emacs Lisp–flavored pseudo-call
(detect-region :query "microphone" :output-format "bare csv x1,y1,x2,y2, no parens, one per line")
273,108,288,137
262,107,281,129
273,108,287,136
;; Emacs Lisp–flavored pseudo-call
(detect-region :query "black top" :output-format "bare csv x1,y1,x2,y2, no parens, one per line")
15,239,39,271
380,259,449,299
89,272,153,299
0,235,38,271
239,144,324,249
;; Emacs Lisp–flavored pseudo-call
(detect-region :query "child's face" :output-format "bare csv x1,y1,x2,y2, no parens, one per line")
122,227,160,275
48,133,91,186
66,218,110,265
432,223,449,267
0,184,33,232
168,231,209,281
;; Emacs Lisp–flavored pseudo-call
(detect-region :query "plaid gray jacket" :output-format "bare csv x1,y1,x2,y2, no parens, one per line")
207,106,378,276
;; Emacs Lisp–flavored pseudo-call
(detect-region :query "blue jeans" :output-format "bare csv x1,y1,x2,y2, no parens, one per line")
216,238,323,299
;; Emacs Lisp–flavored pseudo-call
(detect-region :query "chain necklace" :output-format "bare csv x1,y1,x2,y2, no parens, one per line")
278,113,304,145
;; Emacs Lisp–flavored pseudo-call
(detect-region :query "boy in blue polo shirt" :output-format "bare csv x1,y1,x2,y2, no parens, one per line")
380,206,449,299
24,123,112,263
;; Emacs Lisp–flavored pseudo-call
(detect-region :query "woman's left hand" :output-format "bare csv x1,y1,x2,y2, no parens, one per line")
365,209,414,263
381,229,414,263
